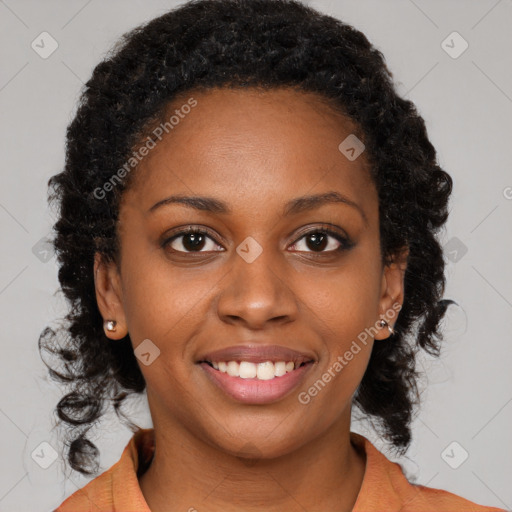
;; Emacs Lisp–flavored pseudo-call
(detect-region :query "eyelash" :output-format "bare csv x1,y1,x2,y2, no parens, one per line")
161,225,353,255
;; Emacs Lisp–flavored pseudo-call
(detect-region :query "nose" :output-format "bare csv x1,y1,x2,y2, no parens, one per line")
216,243,298,329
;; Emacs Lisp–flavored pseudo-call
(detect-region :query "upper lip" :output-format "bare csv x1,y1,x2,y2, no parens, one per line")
197,344,316,366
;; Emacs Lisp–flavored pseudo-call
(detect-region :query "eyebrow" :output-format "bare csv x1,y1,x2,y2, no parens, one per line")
148,191,367,224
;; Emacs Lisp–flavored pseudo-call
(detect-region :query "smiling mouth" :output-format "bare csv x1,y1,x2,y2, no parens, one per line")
197,357,314,404
199,360,312,381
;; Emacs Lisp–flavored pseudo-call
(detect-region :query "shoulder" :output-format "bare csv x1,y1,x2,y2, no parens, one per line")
403,483,507,512
54,428,154,512
53,464,116,511
350,432,506,512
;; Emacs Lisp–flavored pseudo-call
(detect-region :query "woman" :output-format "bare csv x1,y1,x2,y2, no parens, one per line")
41,0,505,510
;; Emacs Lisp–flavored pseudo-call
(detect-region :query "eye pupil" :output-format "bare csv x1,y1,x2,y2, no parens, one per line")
183,233,205,251
306,232,328,252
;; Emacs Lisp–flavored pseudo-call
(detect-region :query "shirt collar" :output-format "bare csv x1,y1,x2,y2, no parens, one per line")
110,428,408,511
57,427,458,512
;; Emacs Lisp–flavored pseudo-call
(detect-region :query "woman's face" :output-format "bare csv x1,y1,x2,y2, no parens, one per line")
95,87,406,459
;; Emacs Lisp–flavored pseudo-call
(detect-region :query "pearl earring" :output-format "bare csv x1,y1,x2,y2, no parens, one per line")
105,320,117,332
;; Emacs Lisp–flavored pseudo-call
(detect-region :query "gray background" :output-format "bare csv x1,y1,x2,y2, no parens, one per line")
0,0,511,510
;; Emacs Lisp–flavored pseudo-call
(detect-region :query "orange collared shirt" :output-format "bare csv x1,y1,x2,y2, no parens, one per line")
55,428,505,512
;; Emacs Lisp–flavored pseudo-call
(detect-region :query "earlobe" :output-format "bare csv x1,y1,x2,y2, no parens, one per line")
93,252,128,340
375,247,408,341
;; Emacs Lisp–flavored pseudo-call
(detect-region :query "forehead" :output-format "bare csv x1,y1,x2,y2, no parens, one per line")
123,87,376,218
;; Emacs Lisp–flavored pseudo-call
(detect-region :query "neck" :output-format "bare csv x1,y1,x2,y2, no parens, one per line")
139,412,366,512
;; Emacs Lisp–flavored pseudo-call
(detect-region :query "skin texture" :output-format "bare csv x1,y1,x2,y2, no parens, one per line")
94,87,408,512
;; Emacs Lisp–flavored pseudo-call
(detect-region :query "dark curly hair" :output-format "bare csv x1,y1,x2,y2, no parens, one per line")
39,0,455,477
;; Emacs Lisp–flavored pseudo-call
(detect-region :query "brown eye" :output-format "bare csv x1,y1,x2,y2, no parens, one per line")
162,228,223,253
304,232,329,252
289,228,353,253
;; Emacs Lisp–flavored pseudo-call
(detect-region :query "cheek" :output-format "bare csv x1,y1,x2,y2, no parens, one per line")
119,244,221,347
292,251,381,394
296,255,382,341
296,334,372,424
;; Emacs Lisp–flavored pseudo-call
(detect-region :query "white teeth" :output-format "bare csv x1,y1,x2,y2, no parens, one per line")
274,361,287,377
212,360,299,380
256,361,275,380
239,361,257,379
227,361,239,377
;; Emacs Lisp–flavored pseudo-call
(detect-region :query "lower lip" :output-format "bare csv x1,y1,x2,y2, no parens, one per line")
199,362,313,404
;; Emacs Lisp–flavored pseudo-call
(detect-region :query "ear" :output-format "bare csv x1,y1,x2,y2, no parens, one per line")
374,246,409,341
94,252,128,340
